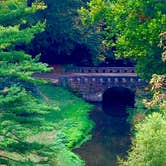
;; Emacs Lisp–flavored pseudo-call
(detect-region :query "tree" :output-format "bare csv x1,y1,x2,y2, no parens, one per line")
143,32,166,110
0,0,56,165
27,0,101,66
118,112,166,166
79,0,166,79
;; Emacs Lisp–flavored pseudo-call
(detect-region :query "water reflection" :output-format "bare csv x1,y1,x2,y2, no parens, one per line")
74,104,131,166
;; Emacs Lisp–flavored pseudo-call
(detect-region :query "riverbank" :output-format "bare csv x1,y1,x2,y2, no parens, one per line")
33,84,94,166
39,85,93,166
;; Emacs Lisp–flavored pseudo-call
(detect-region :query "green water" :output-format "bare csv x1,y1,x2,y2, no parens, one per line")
74,104,131,166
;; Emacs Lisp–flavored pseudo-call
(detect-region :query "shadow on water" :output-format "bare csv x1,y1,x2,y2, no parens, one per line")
74,87,134,166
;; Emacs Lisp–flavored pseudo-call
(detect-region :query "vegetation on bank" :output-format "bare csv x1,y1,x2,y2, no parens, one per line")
0,0,51,165
1,83,94,165
34,84,94,166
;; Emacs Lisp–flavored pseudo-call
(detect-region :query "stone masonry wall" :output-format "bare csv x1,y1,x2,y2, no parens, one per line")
58,76,145,102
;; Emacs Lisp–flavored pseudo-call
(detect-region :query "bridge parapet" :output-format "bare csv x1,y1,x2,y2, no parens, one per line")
65,67,135,73
57,75,145,102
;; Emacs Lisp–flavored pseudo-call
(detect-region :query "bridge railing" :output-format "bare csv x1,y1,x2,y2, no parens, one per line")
65,67,135,73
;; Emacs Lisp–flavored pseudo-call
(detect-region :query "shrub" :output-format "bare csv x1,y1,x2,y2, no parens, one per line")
119,112,166,166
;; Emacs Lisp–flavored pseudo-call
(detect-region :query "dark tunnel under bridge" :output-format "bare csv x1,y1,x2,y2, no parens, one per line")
102,87,135,116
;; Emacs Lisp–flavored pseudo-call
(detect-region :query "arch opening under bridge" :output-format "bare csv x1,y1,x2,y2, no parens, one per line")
102,87,135,116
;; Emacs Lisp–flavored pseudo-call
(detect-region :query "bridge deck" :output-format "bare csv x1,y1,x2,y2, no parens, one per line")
35,72,137,79
68,73,136,77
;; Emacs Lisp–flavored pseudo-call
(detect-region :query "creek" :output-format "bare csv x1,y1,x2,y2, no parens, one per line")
74,98,132,166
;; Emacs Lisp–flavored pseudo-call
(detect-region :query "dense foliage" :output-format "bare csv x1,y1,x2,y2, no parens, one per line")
0,0,57,165
0,1,94,165
79,0,166,79
26,0,101,66
0,1,54,165
119,112,166,166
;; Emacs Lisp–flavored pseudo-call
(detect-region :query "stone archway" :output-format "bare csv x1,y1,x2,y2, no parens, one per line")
102,87,135,116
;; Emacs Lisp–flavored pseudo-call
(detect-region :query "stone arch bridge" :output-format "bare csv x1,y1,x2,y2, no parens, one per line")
36,67,146,102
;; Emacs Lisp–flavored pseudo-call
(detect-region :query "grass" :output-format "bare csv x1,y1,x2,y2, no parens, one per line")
32,83,94,165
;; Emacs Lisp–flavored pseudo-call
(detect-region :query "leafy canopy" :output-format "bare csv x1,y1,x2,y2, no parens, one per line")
79,0,166,79
27,0,101,66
